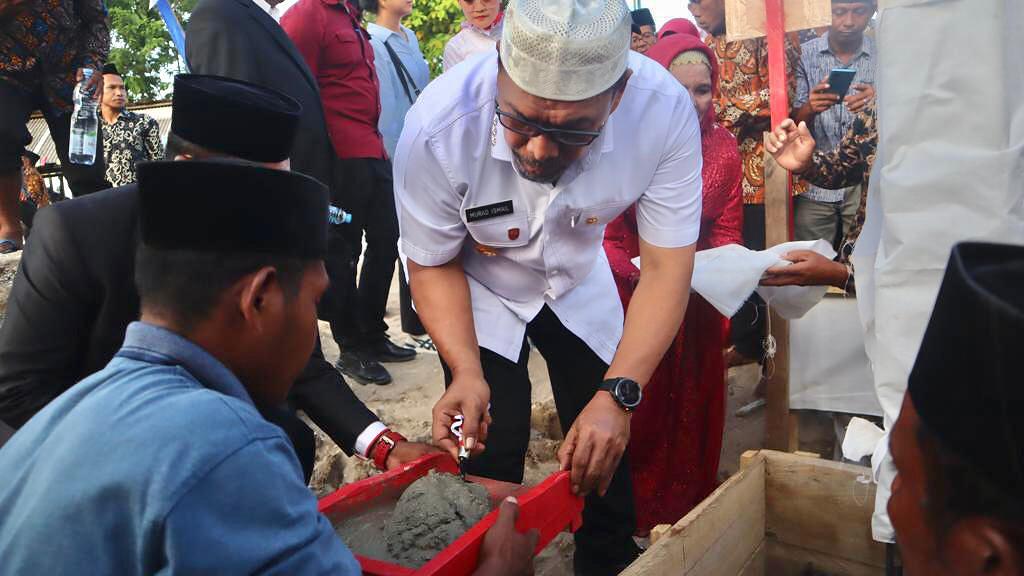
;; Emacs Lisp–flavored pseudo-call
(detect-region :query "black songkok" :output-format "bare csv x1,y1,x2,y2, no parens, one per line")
631,8,655,28
137,160,328,259
909,242,1024,498
170,74,301,163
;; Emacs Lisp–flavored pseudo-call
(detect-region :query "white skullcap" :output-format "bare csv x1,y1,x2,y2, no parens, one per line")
500,0,632,102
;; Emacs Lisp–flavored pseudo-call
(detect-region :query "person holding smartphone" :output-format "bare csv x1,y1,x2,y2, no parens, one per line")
792,0,877,248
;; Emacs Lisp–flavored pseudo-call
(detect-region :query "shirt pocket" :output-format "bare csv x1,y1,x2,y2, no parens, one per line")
329,28,366,68
465,214,530,248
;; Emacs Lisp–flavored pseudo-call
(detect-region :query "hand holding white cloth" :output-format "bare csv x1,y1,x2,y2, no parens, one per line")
634,240,836,319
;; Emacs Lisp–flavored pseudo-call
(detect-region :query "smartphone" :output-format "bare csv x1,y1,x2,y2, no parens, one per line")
826,68,857,99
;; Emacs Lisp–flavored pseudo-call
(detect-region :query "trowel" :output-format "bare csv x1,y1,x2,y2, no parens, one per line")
450,415,471,482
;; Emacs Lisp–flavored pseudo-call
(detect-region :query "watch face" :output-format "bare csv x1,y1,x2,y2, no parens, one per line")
615,379,642,408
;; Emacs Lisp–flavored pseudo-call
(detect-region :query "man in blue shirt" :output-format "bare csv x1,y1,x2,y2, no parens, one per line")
791,0,876,247
0,160,535,574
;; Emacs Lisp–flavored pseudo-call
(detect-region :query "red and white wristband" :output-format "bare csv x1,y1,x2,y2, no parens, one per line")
367,429,407,471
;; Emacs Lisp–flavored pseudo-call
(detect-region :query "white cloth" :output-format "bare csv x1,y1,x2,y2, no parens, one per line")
394,51,703,363
854,0,1024,543
251,0,281,21
443,22,504,72
790,296,882,417
654,240,835,319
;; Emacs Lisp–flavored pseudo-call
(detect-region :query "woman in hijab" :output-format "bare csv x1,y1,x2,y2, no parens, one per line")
657,17,701,41
603,26,743,533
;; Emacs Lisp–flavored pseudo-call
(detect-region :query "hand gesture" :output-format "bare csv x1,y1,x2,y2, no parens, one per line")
76,68,103,101
808,79,841,114
557,392,630,497
844,83,875,114
473,497,539,576
766,119,816,174
760,249,850,288
432,372,491,460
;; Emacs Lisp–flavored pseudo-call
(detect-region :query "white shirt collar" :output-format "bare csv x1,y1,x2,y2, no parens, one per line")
251,0,281,22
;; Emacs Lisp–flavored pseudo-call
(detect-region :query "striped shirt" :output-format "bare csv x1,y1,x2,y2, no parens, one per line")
794,33,875,203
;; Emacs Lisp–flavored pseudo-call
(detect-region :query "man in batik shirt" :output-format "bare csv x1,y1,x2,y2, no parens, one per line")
100,63,162,187
0,0,110,253
688,0,803,365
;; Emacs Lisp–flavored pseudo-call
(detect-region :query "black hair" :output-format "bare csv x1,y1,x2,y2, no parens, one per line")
917,420,1024,545
135,244,309,333
360,0,379,13
102,63,120,76
164,133,210,160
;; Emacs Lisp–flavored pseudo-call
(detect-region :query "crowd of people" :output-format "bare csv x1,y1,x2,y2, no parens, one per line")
0,0,1021,575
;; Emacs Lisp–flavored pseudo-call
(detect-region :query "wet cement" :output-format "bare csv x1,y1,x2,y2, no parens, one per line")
384,470,491,568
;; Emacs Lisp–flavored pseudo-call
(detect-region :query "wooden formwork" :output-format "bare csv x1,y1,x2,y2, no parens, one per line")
622,450,885,576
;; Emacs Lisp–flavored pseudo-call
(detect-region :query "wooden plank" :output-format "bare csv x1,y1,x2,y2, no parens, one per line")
763,140,797,453
739,541,766,576
622,454,767,576
762,450,886,568
650,524,672,546
766,539,884,576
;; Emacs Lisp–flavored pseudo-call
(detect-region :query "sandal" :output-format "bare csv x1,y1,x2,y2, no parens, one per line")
0,239,21,254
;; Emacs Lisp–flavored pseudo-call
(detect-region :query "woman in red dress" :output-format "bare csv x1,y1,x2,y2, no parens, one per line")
604,27,743,534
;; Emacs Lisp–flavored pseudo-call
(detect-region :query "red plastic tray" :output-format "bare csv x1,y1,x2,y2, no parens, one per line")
319,453,584,576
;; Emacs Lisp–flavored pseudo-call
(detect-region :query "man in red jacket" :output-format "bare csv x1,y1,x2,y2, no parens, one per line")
282,0,416,386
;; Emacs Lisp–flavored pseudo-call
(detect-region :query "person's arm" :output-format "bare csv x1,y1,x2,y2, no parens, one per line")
558,97,703,497
800,107,876,190
393,108,489,460
0,206,93,427
143,116,163,162
74,0,110,72
280,1,324,80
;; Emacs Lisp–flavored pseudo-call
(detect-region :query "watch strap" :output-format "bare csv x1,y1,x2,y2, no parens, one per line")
369,429,407,471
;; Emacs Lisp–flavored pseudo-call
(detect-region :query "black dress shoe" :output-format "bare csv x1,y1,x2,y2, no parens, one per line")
336,351,392,385
367,338,417,363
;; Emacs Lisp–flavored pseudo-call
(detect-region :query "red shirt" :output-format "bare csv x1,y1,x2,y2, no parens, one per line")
282,0,386,160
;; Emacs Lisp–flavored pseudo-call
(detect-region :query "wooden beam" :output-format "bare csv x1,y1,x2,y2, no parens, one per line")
763,145,798,452
762,450,887,568
622,453,767,576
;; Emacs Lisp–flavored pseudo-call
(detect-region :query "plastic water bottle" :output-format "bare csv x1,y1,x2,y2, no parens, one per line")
328,205,352,225
69,69,99,165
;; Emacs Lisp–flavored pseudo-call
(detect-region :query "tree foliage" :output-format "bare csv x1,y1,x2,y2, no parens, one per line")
103,0,467,100
105,0,195,102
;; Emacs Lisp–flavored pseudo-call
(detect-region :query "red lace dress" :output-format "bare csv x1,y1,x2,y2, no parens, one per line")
604,122,743,533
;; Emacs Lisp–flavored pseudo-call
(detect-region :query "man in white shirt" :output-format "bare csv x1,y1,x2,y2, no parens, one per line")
394,1,703,573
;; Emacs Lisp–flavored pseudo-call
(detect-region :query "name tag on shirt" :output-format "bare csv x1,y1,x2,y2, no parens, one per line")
465,201,513,223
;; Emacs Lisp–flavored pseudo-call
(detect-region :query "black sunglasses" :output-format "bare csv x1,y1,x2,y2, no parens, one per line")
494,101,604,147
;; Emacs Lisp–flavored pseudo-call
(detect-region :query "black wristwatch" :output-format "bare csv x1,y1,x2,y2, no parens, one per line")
598,377,642,412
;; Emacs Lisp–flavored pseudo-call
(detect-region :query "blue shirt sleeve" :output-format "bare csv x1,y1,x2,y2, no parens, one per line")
162,437,361,575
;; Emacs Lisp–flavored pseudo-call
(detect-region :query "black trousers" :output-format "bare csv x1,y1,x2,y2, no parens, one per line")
731,204,768,360
0,78,109,195
441,306,638,563
328,157,399,349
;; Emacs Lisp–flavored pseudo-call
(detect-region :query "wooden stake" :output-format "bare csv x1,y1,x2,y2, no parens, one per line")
762,0,798,452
